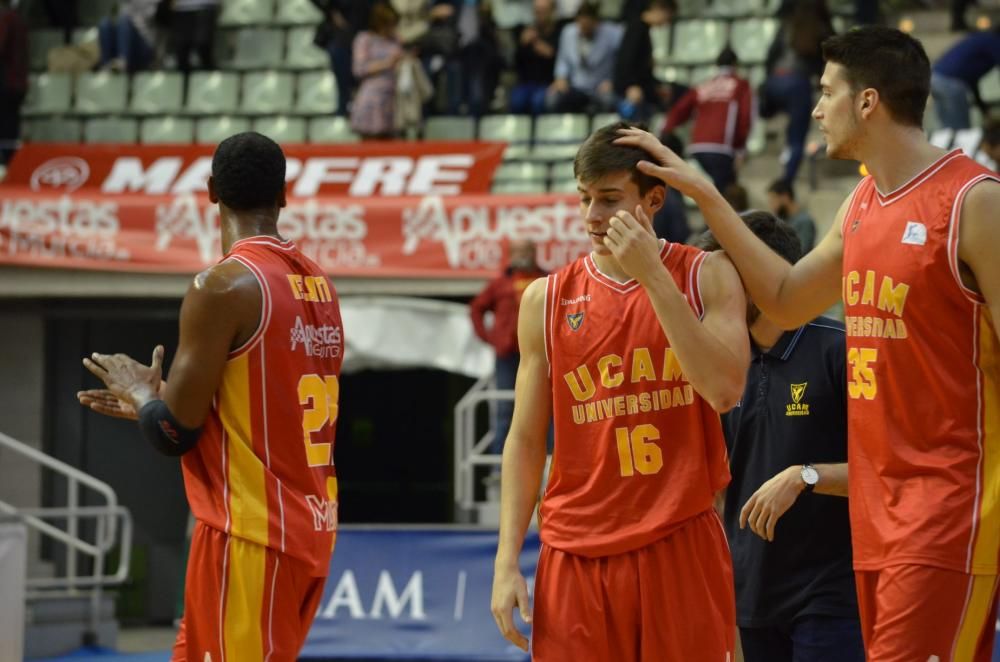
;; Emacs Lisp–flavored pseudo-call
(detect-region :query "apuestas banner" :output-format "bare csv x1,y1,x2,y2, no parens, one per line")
0,190,590,277
2,142,506,197
301,527,538,661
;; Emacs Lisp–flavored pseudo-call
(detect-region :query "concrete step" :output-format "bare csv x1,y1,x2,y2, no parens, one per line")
24,592,119,659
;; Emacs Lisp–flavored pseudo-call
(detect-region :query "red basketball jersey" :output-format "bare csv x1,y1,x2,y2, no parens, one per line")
541,242,731,557
183,236,344,576
841,149,1000,574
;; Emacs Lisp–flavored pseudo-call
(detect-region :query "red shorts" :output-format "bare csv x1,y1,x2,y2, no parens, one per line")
171,522,327,662
856,565,998,662
531,509,735,662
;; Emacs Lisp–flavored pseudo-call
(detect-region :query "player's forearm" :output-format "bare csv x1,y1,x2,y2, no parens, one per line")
495,436,547,568
812,462,849,497
692,187,804,328
639,270,746,412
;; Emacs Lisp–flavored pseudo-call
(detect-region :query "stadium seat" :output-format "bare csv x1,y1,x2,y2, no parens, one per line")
659,65,691,85
129,71,184,115
591,113,621,131
195,116,252,144
730,18,778,64
671,20,727,65
981,68,1000,105
185,72,240,115
74,72,128,115
23,118,83,142
929,128,955,149
230,28,285,70
746,118,766,155
284,27,329,69
478,115,532,159
84,117,139,143
493,162,548,184
22,73,72,116
78,0,117,28
29,29,63,71
530,114,589,161
140,117,195,144
294,71,337,115
219,0,275,27
491,0,533,29
549,179,580,193
705,0,755,16
424,116,477,141
274,0,323,25
307,116,359,143
491,180,548,194
549,160,576,183
690,65,719,86
650,24,672,67
252,116,307,143
242,71,295,114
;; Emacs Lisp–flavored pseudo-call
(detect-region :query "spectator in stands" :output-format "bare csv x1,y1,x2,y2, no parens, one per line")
762,0,834,183
351,2,403,139
662,47,752,192
312,1,374,117
546,2,623,113
511,0,564,115
469,239,546,457
0,0,27,166
42,0,77,45
652,131,690,242
930,29,1000,131
951,0,974,32
614,0,677,123
97,0,159,73
453,0,503,116
724,182,750,213
170,0,219,75
766,178,816,252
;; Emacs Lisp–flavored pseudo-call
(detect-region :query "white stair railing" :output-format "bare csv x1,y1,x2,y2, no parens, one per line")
0,431,132,636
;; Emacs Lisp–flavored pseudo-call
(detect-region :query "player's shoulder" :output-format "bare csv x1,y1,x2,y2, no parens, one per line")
192,259,257,299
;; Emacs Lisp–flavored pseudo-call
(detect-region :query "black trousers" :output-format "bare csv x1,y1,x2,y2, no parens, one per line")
172,6,219,74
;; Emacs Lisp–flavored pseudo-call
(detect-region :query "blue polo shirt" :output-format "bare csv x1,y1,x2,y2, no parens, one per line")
722,317,859,628
933,31,1000,88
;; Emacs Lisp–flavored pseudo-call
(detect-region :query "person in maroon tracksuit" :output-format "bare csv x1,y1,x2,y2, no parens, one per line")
660,47,752,192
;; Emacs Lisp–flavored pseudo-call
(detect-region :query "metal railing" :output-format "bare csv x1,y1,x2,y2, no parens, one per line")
0,431,133,635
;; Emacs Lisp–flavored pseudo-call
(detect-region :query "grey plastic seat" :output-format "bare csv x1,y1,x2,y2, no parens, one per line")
195,116,252,144
549,160,576,183
252,116,307,143
981,68,1000,104
730,18,778,64
549,179,581,193
242,71,295,115
74,72,128,115
219,0,275,27
285,26,329,69
22,73,73,116
274,0,323,25
84,118,139,143
307,116,359,143
295,71,337,114
671,20,727,65
186,72,240,115
530,114,589,161
479,115,532,159
29,29,63,71
493,162,549,183
130,71,184,115
424,116,476,140
140,117,195,144
591,113,621,132
491,180,548,194
23,118,83,143
231,28,285,70
650,24,672,68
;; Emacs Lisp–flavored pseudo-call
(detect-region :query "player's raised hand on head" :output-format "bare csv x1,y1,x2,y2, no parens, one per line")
614,127,713,199
491,564,532,651
77,389,139,420
82,345,165,411
603,206,663,285
738,466,803,542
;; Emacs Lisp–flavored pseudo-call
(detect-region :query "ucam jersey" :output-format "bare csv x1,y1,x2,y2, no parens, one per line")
841,149,1000,574
540,242,731,557
183,236,344,576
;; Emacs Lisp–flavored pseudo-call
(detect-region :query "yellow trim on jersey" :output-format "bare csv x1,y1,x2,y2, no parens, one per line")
218,353,268,544
972,312,1000,572
953,574,999,660
223,536,266,662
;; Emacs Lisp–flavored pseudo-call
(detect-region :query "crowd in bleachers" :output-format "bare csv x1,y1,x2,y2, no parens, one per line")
1,0,999,189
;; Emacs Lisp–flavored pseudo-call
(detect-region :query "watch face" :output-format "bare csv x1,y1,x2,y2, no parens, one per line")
802,466,819,485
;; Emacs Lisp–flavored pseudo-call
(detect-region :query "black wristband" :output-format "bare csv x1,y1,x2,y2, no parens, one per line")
137,400,202,457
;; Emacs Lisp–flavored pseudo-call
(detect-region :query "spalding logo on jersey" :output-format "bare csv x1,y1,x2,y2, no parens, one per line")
566,312,585,331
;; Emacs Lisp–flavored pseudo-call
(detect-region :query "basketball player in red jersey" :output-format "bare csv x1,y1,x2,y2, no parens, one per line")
619,25,1000,662
77,132,343,662
491,121,749,660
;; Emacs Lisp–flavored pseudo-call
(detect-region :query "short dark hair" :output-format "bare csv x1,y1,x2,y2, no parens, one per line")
694,210,803,264
716,46,738,68
574,121,664,195
821,26,930,128
722,182,749,212
577,1,599,19
983,118,1000,147
369,1,399,33
767,178,795,200
211,132,286,211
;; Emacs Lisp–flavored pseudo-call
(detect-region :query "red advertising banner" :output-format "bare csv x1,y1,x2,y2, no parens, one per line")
2,142,506,198
0,190,591,278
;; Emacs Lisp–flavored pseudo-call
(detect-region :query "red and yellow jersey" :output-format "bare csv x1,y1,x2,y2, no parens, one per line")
841,149,1000,574
183,236,343,576
540,243,731,557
